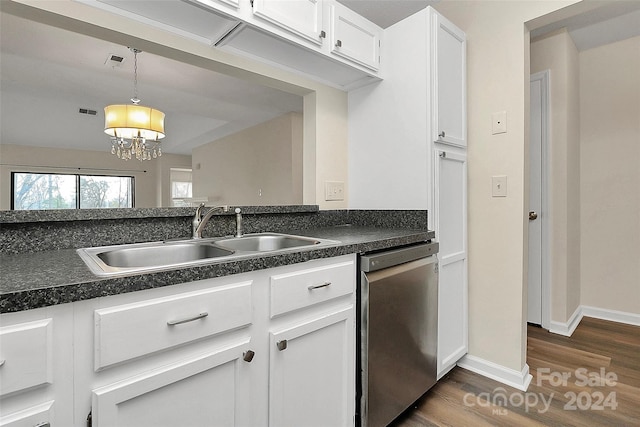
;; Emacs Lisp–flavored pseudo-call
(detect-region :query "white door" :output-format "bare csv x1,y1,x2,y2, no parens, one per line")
434,147,468,378
527,71,549,326
269,307,355,427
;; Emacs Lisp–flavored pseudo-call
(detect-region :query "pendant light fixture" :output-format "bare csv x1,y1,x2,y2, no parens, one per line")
104,48,165,161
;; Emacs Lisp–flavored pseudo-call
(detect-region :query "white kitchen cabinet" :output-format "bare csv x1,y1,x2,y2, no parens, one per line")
269,307,355,427
431,10,467,147
0,306,74,427
267,258,356,427
0,255,355,426
433,146,468,378
348,5,467,378
91,341,253,427
330,2,381,71
252,0,324,45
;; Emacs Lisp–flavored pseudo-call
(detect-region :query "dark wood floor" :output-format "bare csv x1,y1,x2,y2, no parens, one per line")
392,317,640,426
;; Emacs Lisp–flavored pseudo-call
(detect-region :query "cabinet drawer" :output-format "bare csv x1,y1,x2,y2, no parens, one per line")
94,280,252,370
0,319,52,397
270,260,355,317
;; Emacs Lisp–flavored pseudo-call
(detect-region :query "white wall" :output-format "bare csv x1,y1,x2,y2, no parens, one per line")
530,29,581,324
348,10,430,210
0,144,190,208
580,36,640,315
433,0,579,372
192,112,303,205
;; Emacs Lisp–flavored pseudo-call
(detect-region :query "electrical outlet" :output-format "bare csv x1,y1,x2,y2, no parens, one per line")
325,181,345,201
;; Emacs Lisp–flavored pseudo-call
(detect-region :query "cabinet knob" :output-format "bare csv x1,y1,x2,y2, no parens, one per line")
335,39,342,48
319,30,326,39
529,211,538,221
276,340,288,351
243,350,255,362
439,131,445,138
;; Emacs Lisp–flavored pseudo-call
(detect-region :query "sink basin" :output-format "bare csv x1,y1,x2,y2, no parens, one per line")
77,241,234,275
97,243,234,268
78,233,340,276
215,233,322,252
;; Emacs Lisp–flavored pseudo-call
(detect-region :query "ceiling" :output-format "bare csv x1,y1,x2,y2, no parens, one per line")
0,11,303,156
2,1,639,157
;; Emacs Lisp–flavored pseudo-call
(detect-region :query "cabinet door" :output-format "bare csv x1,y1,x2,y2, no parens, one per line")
434,148,468,378
330,3,381,71
91,340,253,427
252,0,324,45
269,307,355,427
432,10,466,147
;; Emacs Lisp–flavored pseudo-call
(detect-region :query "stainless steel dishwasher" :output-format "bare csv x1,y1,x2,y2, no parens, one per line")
358,242,439,427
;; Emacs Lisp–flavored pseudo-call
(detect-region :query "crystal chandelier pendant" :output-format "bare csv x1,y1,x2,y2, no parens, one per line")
104,48,165,162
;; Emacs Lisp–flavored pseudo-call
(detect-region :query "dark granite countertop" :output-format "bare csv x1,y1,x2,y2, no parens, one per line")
0,225,433,313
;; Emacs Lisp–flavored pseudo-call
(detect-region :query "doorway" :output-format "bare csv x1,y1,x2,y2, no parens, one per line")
528,70,550,328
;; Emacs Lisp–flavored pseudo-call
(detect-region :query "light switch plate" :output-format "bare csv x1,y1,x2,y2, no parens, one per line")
492,175,507,197
492,111,507,134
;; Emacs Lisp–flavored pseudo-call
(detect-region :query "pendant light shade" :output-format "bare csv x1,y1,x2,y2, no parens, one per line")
104,104,166,140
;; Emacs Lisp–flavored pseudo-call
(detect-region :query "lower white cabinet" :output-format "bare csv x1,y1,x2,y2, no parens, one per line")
2,255,356,426
433,146,468,378
269,307,355,427
0,306,74,427
91,340,252,427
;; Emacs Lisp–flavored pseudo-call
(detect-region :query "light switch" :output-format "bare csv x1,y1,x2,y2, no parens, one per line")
492,111,507,134
492,175,507,197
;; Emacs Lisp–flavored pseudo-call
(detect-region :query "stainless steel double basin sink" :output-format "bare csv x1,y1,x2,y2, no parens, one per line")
77,233,339,276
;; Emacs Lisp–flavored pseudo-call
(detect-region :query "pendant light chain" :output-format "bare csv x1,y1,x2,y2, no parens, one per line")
131,48,140,105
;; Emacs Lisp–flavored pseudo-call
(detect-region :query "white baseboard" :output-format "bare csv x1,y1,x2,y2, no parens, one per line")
581,305,640,327
457,354,532,392
549,305,583,337
549,305,640,337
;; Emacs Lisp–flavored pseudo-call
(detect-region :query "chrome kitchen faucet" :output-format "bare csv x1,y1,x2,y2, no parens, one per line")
192,203,229,239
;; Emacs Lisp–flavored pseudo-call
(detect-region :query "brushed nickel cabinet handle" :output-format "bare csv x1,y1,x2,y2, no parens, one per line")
335,39,342,48
320,30,326,39
439,131,445,138
276,340,288,351
243,350,255,362
0,359,5,367
34,423,51,427
167,312,208,326
308,281,331,290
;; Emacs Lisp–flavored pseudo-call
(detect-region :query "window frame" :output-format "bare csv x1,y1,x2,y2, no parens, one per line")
10,171,136,210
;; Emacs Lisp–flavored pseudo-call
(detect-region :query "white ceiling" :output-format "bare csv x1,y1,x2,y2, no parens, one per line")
0,12,303,155
338,0,438,28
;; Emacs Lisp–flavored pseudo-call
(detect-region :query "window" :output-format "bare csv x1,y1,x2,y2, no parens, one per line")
12,172,134,210
170,168,193,207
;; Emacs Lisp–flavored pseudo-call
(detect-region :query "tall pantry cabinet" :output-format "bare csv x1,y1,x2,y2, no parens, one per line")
348,6,467,379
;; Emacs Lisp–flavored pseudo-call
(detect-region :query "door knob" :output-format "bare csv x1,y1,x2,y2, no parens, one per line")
529,211,538,220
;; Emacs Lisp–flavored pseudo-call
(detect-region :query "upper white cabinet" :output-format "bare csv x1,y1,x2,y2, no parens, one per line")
80,0,383,90
432,11,467,147
252,0,324,45
330,2,381,71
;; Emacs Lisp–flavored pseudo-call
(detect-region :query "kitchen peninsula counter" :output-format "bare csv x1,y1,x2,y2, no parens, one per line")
0,224,433,313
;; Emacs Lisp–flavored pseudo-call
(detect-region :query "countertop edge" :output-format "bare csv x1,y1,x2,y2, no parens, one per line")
0,227,433,314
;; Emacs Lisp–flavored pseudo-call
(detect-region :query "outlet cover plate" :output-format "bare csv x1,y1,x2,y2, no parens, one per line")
325,181,345,201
